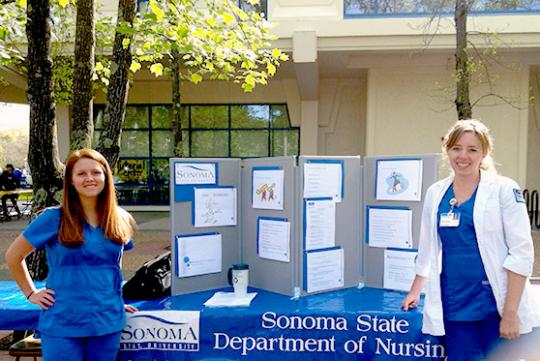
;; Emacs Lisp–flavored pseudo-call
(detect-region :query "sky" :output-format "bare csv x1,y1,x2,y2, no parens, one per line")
0,102,29,131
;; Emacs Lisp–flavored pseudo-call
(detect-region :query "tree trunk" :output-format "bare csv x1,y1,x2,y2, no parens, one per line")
96,0,136,169
70,0,96,151
454,0,472,120
26,0,64,209
26,0,64,280
171,48,184,157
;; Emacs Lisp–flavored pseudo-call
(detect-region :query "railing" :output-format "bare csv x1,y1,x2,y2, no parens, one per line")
524,189,540,230
344,0,540,18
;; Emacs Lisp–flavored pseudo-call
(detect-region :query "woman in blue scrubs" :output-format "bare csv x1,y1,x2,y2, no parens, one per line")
402,120,540,360
6,148,138,361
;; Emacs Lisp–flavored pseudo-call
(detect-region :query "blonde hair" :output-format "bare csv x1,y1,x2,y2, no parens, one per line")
442,119,497,173
59,148,135,246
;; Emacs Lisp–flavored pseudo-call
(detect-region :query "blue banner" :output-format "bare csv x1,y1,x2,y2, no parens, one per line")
119,287,445,360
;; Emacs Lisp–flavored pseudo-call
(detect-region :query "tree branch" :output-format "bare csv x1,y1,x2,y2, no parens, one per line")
471,92,524,110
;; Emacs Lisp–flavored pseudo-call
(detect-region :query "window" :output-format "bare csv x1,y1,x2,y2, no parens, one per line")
136,0,149,15
344,0,540,17
94,104,299,205
238,0,267,17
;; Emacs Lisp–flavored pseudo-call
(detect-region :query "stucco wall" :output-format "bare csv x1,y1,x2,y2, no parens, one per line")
366,63,530,185
318,78,366,156
0,85,26,104
527,68,540,191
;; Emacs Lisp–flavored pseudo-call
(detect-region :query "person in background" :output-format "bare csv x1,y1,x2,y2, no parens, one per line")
5,149,138,361
402,119,540,360
0,163,22,220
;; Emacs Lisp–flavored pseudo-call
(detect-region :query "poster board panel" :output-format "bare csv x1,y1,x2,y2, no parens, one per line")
171,158,242,295
242,157,298,296
363,154,438,289
299,156,363,295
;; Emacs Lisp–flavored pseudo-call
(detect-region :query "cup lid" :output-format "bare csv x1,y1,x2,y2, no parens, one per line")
232,263,249,270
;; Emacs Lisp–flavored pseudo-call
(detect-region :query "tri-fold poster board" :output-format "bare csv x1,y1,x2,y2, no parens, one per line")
170,154,438,297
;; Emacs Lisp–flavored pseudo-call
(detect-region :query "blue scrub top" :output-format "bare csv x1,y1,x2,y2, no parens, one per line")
23,207,128,337
437,185,498,322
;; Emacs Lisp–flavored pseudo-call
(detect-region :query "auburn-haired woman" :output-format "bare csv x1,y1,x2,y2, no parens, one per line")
402,120,540,360
6,148,137,361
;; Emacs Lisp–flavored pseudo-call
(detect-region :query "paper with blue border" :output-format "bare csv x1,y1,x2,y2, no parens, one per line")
251,166,284,210
256,217,290,262
174,162,218,203
366,206,413,249
375,158,423,201
175,233,222,278
304,198,336,251
193,186,237,228
303,159,344,202
303,247,344,293
383,248,419,292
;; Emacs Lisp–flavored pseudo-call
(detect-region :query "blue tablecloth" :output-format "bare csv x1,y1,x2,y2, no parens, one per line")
2,282,539,360
1,281,444,359
0,281,43,330
125,286,446,360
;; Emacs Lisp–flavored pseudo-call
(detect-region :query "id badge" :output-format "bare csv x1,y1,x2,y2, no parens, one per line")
440,212,460,227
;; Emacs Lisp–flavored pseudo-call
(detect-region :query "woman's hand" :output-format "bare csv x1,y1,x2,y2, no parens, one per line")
28,289,55,310
401,275,426,311
124,304,138,313
402,292,420,311
500,312,520,340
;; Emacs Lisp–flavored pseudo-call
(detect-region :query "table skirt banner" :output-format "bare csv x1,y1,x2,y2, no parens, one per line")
119,287,445,360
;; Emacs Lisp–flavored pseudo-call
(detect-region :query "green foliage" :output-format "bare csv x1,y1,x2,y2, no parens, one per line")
0,1,115,102
0,1,26,72
130,0,288,92
1,0,286,99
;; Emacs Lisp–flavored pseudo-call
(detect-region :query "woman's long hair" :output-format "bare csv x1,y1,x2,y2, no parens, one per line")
58,148,135,247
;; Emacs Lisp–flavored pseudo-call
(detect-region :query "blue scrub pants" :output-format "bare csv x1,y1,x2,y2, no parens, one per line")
444,314,503,361
41,331,121,361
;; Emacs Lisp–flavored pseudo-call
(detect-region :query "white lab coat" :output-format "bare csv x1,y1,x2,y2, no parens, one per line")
415,170,540,336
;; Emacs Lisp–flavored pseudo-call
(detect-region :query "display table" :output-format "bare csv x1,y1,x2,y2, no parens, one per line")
125,287,448,361
2,281,539,360
1,281,444,360
0,189,32,198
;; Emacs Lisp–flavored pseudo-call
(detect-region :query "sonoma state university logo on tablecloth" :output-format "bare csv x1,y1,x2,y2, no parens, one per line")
120,311,200,351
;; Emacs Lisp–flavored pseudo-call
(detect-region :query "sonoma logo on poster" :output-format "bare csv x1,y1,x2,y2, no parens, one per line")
120,311,200,352
175,163,216,185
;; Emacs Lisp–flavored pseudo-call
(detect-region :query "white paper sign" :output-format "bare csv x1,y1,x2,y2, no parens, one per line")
383,249,418,292
376,159,423,201
194,187,237,227
175,163,216,185
258,218,290,262
306,248,344,293
252,169,285,210
368,207,413,249
204,292,257,307
303,163,342,202
305,199,336,251
176,233,222,277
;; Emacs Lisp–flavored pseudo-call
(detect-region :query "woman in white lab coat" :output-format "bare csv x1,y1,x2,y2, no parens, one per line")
402,119,540,360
